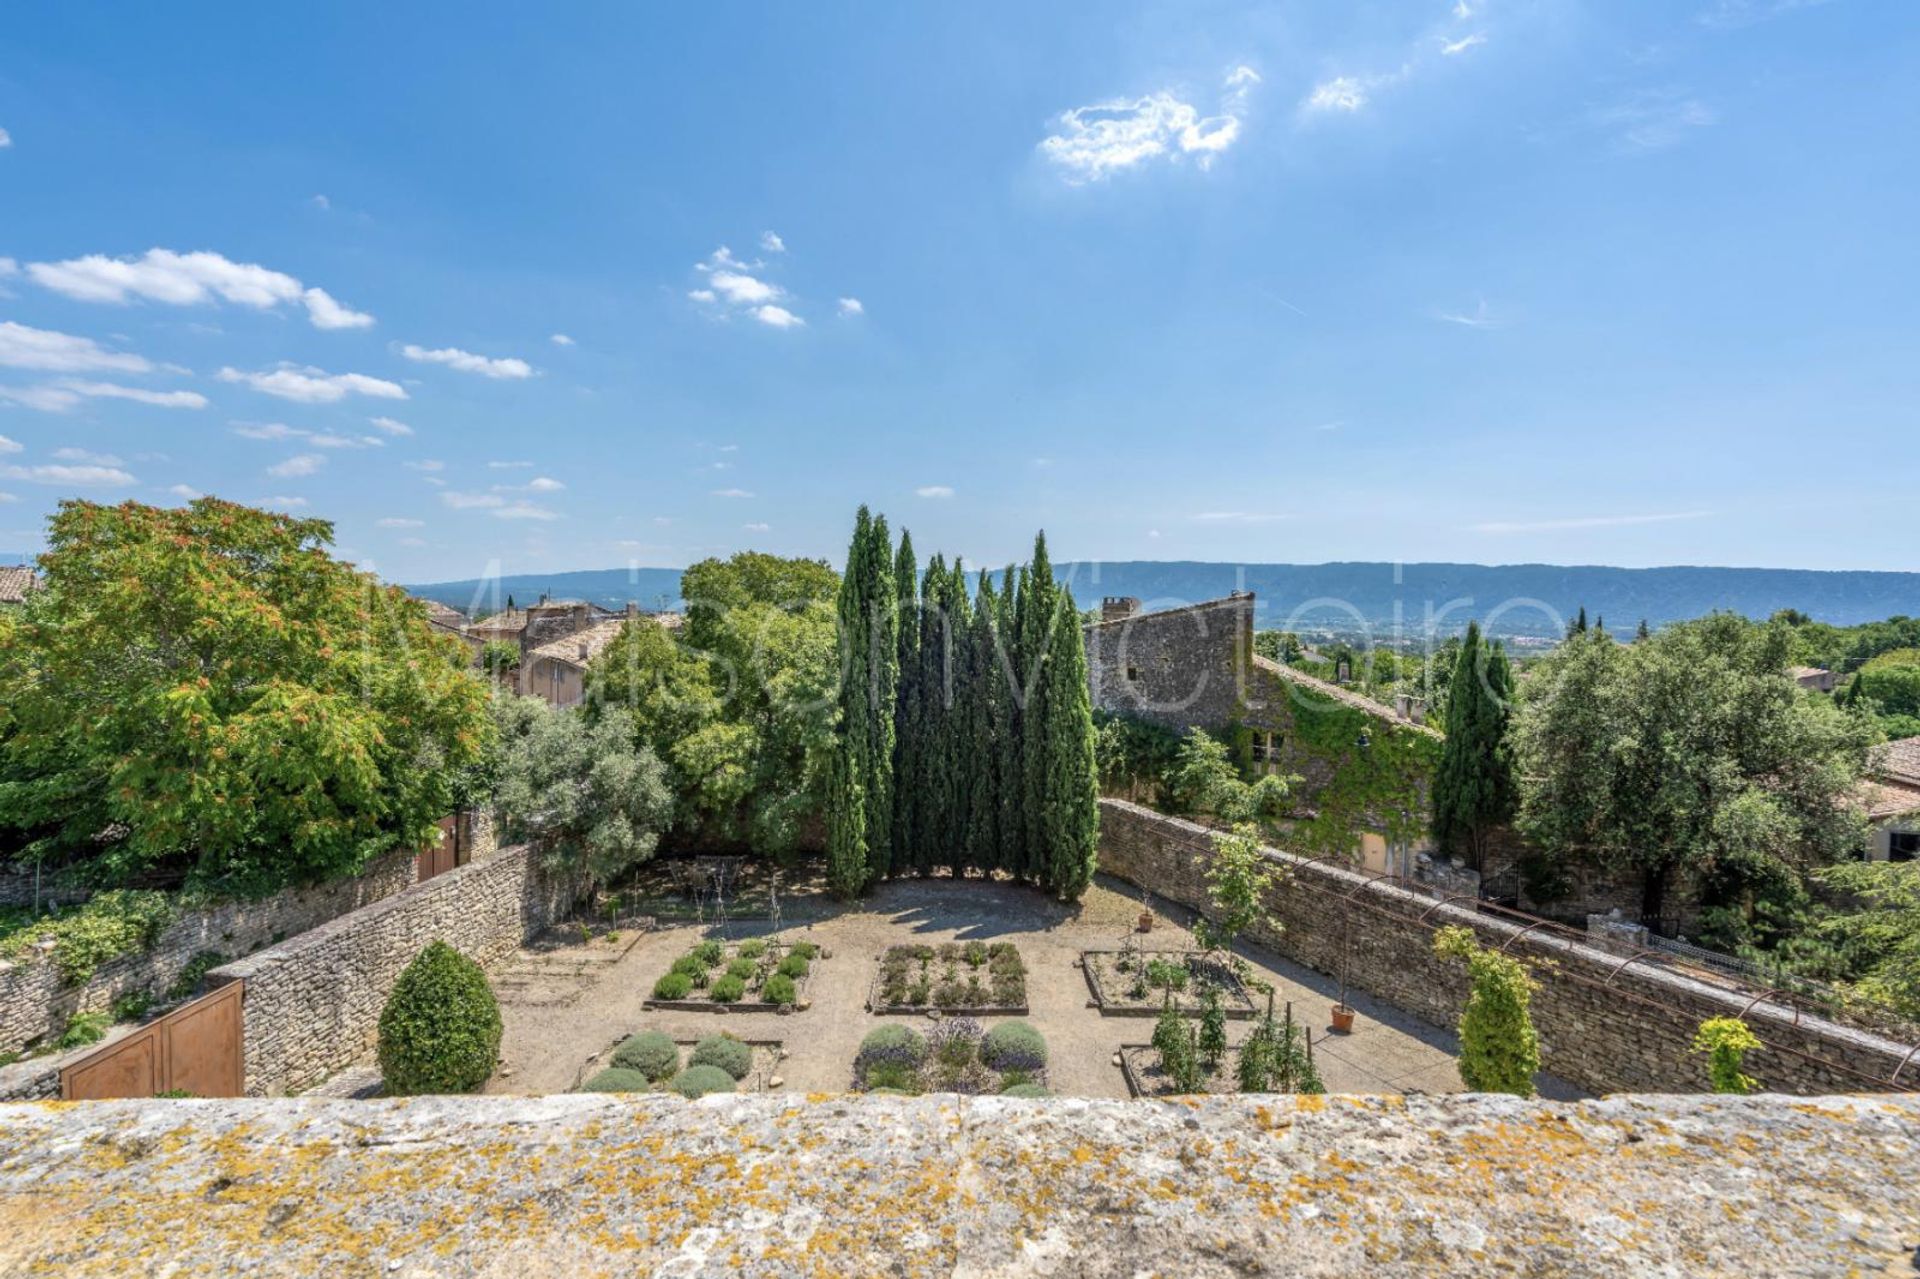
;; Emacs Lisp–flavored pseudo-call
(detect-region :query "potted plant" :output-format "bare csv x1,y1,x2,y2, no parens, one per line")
1136,887,1154,933
1330,918,1356,1033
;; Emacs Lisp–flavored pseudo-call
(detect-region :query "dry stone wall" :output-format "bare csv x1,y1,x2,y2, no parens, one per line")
209,842,578,1096
1099,798,1918,1096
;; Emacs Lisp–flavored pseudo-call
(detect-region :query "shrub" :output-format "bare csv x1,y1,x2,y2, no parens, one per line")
737,939,767,959
651,971,694,1000
689,1033,754,1079
611,1030,681,1082
1693,1017,1763,1094
166,950,226,1001
581,1067,651,1093
862,1062,920,1092
56,1012,110,1050
377,941,502,1095
669,954,708,978
1434,925,1539,1097
668,1064,736,1098
776,954,809,979
725,957,759,982
0,890,178,987
981,1021,1048,1071
1001,1082,1050,1098
692,940,725,967
855,1023,927,1086
1144,958,1189,993
788,941,820,960
761,973,797,1005
929,1018,983,1068
710,974,747,1002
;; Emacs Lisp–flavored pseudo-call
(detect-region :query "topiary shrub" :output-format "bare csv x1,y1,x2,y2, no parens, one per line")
1434,925,1539,1097
710,974,747,1002
611,1030,681,1082
580,1067,651,1093
652,970,694,1000
377,941,502,1095
776,954,810,979
761,973,797,1005
689,1033,754,1080
980,1021,1048,1071
725,957,758,982
668,1064,736,1098
1001,1082,1049,1098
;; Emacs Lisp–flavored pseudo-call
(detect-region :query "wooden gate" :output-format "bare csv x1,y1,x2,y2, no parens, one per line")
60,980,245,1100
416,813,464,882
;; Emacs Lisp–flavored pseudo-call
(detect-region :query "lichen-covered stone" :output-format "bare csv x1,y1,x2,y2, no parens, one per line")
0,1092,1913,1276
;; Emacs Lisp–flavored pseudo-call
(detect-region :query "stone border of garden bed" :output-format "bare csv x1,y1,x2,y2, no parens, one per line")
1116,1043,1243,1099
1077,950,1256,1019
864,977,1032,1018
571,1037,787,1094
642,941,827,1015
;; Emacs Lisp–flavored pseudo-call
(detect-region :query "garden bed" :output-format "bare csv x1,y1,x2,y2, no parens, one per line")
1080,949,1255,1018
851,1019,1050,1096
643,936,825,1013
868,942,1028,1016
576,1031,784,1095
1118,999,1326,1098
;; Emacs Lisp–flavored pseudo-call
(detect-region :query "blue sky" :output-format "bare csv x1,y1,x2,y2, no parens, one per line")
1,0,1915,581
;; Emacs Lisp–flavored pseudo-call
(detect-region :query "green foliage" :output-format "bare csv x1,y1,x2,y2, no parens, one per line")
0,498,494,895
1197,986,1228,1069
1432,622,1515,868
580,1067,651,1093
1039,587,1101,900
737,938,767,959
56,1012,110,1050
611,1030,681,1081
1169,729,1293,830
1000,1082,1050,1097
1144,957,1189,993
166,949,226,1001
858,1024,927,1066
1802,861,1920,1019
691,940,725,966
1093,711,1183,806
776,953,809,978
479,640,522,681
1195,825,1283,959
828,508,900,896
1510,616,1877,919
787,940,819,961
725,956,758,981
377,941,502,1095
1691,1017,1763,1094
761,972,797,1005
493,694,674,891
1434,925,1539,1097
667,1064,737,1098
709,974,747,1002
0,889,175,985
1238,998,1322,1094
689,1033,754,1080
980,1020,1048,1069
651,971,694,1000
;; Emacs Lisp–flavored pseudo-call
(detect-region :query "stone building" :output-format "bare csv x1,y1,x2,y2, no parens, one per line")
1860,735,1920,862
1083,592,1441,874
0,566,39,608
519,603,683,708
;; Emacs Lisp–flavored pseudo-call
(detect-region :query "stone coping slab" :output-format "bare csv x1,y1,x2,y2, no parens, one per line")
0,1093,1916,1276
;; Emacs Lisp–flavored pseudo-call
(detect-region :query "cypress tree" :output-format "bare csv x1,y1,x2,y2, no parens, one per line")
891,530,920,873
965,571,1002,876
827,508,876,896
1018,533,1057,883
1432,621,1515,871
914,553,950,875
1040,587,1100,900
862,514,900,887
994,566,1024,876
941,558,975,874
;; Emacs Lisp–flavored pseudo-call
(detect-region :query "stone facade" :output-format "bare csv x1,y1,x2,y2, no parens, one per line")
0,1092,1914,1276
0,848,417,1059
208,842,580,1096
1098,798,1918,1096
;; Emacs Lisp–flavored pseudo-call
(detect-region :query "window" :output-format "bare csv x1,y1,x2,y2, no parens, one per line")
1891,831,1919,863
1126,665,1139,681
1250,731,1282,764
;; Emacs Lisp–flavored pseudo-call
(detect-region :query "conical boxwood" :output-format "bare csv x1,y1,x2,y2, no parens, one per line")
377,940,502,1095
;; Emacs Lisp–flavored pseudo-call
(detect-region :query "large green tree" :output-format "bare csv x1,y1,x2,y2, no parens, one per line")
890,529,921,871
1038,587,1100,899
1431,621,1516,870
1509,614,1878,921
0,498,493,895
827,508,898,894
1017,533,1057,883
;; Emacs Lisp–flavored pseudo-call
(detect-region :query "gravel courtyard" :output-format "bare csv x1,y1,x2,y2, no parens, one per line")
487,872,1585,1099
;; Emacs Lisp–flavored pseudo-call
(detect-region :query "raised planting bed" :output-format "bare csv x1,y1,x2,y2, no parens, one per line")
1118,1000,1325,1098
575,1030,785,1095
869,942,1028,1016
1080,949,1255,1018
851,1019,1050,1097
643,936,826,1013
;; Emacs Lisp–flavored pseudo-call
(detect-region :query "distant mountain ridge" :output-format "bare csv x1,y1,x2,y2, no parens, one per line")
404,561,1920,638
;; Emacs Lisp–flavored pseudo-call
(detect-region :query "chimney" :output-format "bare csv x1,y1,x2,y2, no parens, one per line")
1102,596,1141,623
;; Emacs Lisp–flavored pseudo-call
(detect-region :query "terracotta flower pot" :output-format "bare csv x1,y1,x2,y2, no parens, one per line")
1137,911,1154,933
1330,1004,1356,1034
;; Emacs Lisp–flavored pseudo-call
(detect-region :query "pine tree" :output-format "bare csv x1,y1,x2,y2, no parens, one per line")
1018,533,1057,883
1636,618,1651,642
1039,587,1100,899
891,530,921,874
1432,621,1515,870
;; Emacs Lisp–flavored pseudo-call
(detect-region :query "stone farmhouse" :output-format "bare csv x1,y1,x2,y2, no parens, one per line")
0,566,39,607
1083,591,1441,876
420,594,681,708
1861,735,1920,862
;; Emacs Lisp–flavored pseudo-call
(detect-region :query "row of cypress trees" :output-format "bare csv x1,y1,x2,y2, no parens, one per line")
827,507,1099,900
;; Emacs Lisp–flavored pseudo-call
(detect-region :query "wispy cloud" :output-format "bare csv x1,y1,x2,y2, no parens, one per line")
56,380,207,409
1434,298,1503,329
1,461,137,487
1041,65,1259,183
760,231,786,254
378,517,424,528
233,422,381,449
838,297,865,317
24,248,372,328
0,321,152,373
267,453,325,478
1472,511,1712,534
399,344,534,379
916,485,955,499
1303,76,1374,114
368,416,413,437
689,244,815,328
1440,32,1487,55
743,522,771,532
217,364,407,403
549,333,575,347
711,488,754,498
1589,90,1717,152
1302,3,1490,118
1193,511,1291,524
491,501,559,521
1696,0,1834,30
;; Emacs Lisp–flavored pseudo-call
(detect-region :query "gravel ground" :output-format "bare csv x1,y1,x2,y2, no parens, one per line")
486,871,1585,1099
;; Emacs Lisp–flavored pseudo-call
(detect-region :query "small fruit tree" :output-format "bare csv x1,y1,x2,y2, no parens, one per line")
1433,924,1540,1097
378,941,503,1095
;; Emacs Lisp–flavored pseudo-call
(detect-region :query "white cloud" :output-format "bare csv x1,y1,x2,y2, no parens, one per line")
399,344,534,379
53,447,123,466
744,522,771,532
24,248,373,329
441,491,505,509
1590,91,1717,152
0,434,20,453
232,423,305,441
377,517,424,528
404,459,445,473
487,460,532,469
0,127,11,148
687,288,717,303
305,432,383,449
1304,76,1370,113
710,271,782,306
58,380,207,408
0,321,152,373
491,501,559,521
368,416,414,437
0,385,83,411
267,453,325,478
302,287,375,330
1472,511,1712,534
752,305,804,329
549,333,575,346
711,488,754,498
166,484,201,499
1434,298,1502,329
0,257,16,276
838,297,865,317
1192,511,1291,524
1441,32,1487,55
526,476,564,492
0,462,137,486
263,495,309,509
311,194,330,211
1041,67,1257,183
217,364,407,403
760,231,787,254
915,485,955,499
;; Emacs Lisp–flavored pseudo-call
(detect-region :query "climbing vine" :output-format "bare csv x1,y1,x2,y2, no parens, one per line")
1691,1017,1762,1094
1276,698,1441,860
